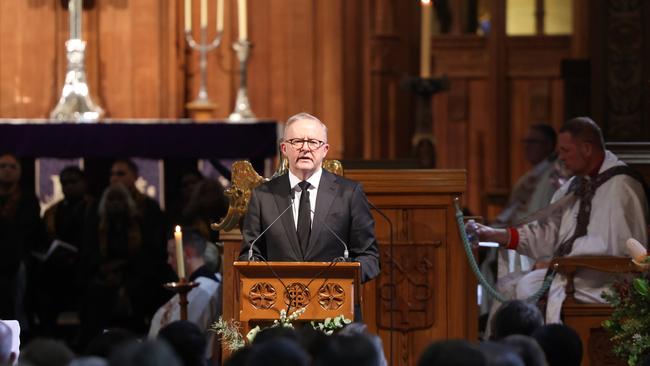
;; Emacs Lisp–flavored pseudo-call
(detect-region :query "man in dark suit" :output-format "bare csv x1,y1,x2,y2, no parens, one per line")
240,113,380,282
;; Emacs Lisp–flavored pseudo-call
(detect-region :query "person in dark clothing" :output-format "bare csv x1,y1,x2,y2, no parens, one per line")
78,184,172,345
0,153,46,331
35,166,96,336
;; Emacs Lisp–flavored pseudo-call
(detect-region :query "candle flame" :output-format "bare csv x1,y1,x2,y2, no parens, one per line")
421,0,432,5
175,225,181,233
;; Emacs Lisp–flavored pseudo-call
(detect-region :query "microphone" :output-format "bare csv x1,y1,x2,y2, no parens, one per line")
310,209,350,261
248,193,295,261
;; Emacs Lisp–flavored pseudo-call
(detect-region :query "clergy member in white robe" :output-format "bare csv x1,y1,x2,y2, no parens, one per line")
149,230,222,357
476,117,648,324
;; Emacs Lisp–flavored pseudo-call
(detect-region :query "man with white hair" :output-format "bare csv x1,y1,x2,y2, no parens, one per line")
241,113,380,282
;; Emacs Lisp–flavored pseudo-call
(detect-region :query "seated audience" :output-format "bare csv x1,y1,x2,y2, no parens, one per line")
500,335,547,366
313,333,382,366
489,300,543,340
223,346,252,366
417,339,486,366
148,229,222,350
532,324,582,366
473,117,648,323
83,328,137,359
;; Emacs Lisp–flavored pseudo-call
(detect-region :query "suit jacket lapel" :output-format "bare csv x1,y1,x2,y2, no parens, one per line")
271,174,303,259
305,170,338,258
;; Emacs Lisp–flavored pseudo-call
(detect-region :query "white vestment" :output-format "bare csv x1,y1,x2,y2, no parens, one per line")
499,151,648,323
148,274,222,356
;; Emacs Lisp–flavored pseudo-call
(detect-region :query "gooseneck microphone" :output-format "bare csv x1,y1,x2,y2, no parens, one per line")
248,193,295,261
311,209,350,261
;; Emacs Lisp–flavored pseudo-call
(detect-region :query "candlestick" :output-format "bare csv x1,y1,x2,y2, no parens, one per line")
420,0,432,78
237,0,247,40
174,226,186,279
70,0,82,39
184,0,192,32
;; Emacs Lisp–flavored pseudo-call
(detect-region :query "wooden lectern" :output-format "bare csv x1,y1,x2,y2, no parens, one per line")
233,261,361,334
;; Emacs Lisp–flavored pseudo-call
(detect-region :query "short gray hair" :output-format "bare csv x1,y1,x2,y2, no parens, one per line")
283,112,328,142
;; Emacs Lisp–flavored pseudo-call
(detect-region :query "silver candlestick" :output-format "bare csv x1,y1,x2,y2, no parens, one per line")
228,40,256,122
51,0,104,122
185,26,223,105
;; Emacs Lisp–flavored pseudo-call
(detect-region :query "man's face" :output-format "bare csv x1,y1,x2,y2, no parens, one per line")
60,172,86,202
557,132,590,176
110,162,137,189
281,119,329,179
523,129,553,165
0,155,20,185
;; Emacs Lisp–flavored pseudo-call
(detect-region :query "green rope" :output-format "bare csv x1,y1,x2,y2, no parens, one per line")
453,198,556,303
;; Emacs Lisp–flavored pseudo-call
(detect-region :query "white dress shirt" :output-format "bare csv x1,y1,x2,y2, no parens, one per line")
288,168,322,229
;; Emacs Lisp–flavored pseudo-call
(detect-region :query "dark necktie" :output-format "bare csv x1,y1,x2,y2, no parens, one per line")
297,181,312,251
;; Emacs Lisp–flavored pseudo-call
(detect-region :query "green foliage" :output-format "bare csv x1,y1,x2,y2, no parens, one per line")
210,308,352,351
602,271,650,366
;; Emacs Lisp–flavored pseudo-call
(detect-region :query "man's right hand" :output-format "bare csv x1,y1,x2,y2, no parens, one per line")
474,222,510,246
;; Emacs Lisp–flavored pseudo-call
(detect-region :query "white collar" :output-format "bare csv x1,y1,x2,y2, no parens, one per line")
288,168,322,191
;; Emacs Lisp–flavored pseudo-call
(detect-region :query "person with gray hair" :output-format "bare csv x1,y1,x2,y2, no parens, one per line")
240,112,380,283
0,321,16,365
473,117,648,323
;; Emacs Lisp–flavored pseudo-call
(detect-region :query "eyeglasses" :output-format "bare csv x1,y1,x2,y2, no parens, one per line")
284,138,325,150
0,163,17,169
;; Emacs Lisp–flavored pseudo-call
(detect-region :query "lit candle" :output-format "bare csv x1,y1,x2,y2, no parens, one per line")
174,225,186,279
420,0,432,78
184,0,192,32
237,0,247,40
216,0,224,32
200,0,208,28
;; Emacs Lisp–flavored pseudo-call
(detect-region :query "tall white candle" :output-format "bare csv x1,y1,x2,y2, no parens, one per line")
216,0,224,32
420,0,432,78
184,0,192,32
237,0,248,40
200,0,208,28
174,226,186,279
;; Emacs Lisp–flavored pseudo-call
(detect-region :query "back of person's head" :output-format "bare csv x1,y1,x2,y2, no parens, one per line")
500,335,547,366
108,339,181,366
180,228,208,258
532,324,582,366
223,345,252,366
417,339,486,366
246,338,308,366
480,342,525,366
251,326,298,346
559,117,605,151
490,300,544,340
68,356,108,366
158,320,206,366
84,328,137,359
19,338,75,366
313,333,381,366
337,323,387,366
0,321,14,365
295,327,329,361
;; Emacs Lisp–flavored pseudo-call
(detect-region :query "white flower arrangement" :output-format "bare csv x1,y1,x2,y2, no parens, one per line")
211,308,352,351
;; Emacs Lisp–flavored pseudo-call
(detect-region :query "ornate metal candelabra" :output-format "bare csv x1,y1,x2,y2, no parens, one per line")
228,40,256,121
185,24,223,121
51,0,104,122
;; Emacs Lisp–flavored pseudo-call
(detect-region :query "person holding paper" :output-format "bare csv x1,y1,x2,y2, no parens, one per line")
240,113,380,283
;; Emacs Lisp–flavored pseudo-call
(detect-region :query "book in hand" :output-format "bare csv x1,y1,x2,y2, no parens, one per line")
32,239,79,263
